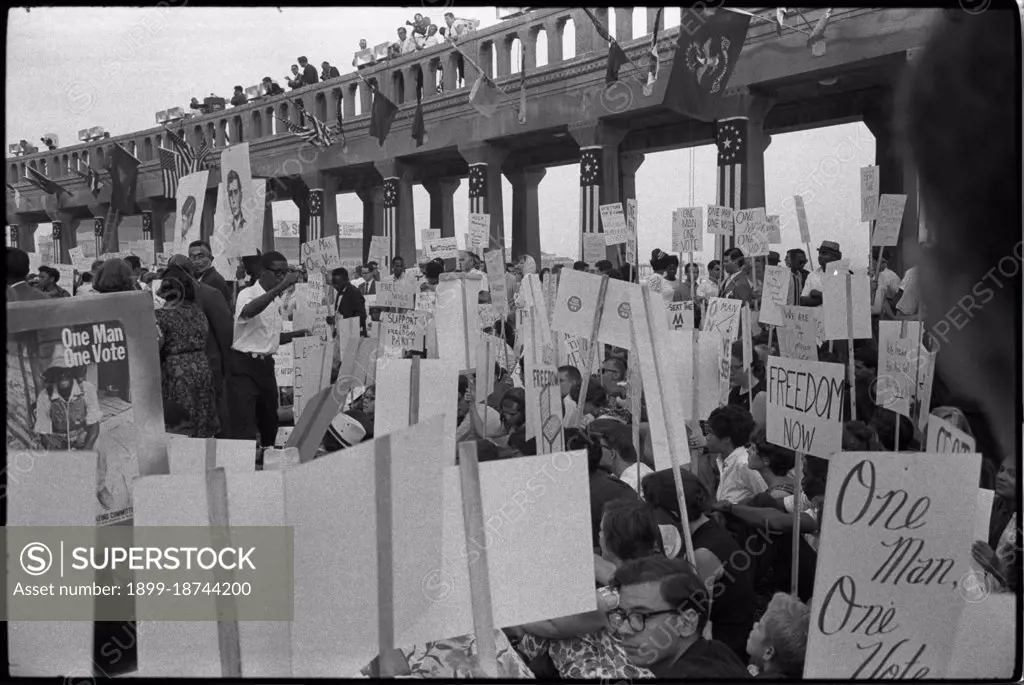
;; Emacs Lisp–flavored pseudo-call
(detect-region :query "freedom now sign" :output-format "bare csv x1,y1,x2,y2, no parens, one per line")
765,356,845,458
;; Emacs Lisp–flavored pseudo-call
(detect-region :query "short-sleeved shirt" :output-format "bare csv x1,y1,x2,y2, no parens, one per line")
34,380,102,439
801,267,826,298
896,266,919,316
716,446,767,505
232,281,283,355
872,268,902,315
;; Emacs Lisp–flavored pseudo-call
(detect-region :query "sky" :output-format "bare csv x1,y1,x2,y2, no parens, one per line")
8,7,876,270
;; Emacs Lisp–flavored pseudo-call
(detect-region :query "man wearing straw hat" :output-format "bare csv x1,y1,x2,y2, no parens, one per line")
33,344,101,451
799,240,843,307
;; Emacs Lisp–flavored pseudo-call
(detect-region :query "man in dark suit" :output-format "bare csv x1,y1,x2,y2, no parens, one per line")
6,248,50,302
359,262,379,295
297,56,318,86
188,240,232,308
321,61,341,81
167,254,233,435
327,267,367,336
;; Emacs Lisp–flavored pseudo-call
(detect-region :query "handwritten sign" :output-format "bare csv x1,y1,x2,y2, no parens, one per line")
274,342,294,386
54,265,76,294
765,355,844,458
415,290,436,313
300,237,341,273
872,194,908,247
702,297,742,341
380,311,428,357
600,204,628,245
794,195,811,244
421,229,441,245
560,333,590,375
860,165,880,222
483,248,508,316
582,233,605,265
155,252,169,268
525,364,565,454
468,214,489,249
339,222,362,239
735,207,769,257
59,322,128,367
368,235,390,266
925,414,976,454
129,240,155,267
424,237,459,260
68,246,89,273
766,214,781,244
778,325,819,361
822,273,872,341
803,452,978,679
672,207,704,253
875,321,923,418
377,280,417,309
551,269,603,338
292,336,327,422
667,301,695,330
913,344,937,432
706,205,733,235
759,266,792,326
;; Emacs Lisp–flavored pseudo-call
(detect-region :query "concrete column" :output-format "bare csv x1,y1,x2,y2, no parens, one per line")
545,19,563,63
569,121,628,261
617,153,645,268
136,198,175,254
16,221,37,252
423,177,460,238
496,38,513,77
300,171,340,239
864,94,918,276
615,8,633,43
405,65,420,104
521,30,537,71
575,7,601,55
374,159,416,268
457,143,510,249
356,186,385,264
505,167,545,266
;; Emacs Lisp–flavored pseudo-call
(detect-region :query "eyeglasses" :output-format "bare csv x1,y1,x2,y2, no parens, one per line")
607,608,680,632
268,268,288,277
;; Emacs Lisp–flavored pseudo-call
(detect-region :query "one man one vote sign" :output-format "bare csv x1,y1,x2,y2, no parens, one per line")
766,356,845,458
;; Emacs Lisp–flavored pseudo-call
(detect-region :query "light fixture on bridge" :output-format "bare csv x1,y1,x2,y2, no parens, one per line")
166,107,184,122
156,110,169,124
807,8,832,58
78,126,107,142
497,7,527,20
245,85,260,100
40,133,59,150
8,143,21,156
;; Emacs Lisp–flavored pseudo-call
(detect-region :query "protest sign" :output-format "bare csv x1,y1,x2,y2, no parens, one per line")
597,279,639,349
913,343,937,432
173,170,209,254
129,239,155,267
54,264,76,294
670,329,725,420
525,364,565,454
673,206,704,253
551,269,604,338
765,356,845,458
68,245,89,272
420,229,440,245
292,336,328,423
600,203,628,245
274,341,294,386
822,273,872,340
860,165,880,222
377,280,416,310
706,205,733,235
872,194,908,247
434,279,481,369
483,248,509,316
559,333,590,374
300,237,342,274
876,321,923,418
778,325,819,362
926,414,976,454
667,301,695,330
734,208,768,257
468,213,489,249
379,311,428,358
368,235,390,266
155,252,169,268
794,195,811,244
415,290,436,313
803,451,978,679
703,297,742,341
424,237,459,260
375,360,457,465
766,214,782,244
339,222,362,239
759,265,792,326
582,232,605,264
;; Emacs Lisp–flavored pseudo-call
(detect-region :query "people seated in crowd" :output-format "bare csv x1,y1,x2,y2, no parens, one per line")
745,593,811,678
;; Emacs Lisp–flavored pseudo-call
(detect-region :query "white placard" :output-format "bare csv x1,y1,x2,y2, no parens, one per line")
468,213,489,249
483,248,509,317
600,204,628,245
759,265,792,326
597,279,638,349
424,237,459,260
734,207,768,257
377,280,417,310
379,311,428,357
68,246,89,272
876,321,924,418
925,414,976,454
339,222,362,239
367,235,390,266
822,273,872,340
860,165,880,222
274,342,294,386
582,233,605,264
300,237,342,274
702,297,742,341
174,170,209,254
551,269,604,339
765,355,845,458
434,279,481,369
673,206,703,253
794,195,811,244
872,194,908,247
706,204,733,235
803,451,978,679
667,301,695,330
670,329,725,420
525,364,565,454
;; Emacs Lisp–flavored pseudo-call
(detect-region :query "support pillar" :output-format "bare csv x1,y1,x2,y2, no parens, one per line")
569,121,628,262
356,186,385,264
45,211,79,264
864,91,918,276
712,87,775,255
87,210,105,258
614,8,633,43
16,221,37,253
300,171,340,240
618,152,645,269
457,143,509,250
422,177,460,238
373,159,416,270
505,167,545,266
136,198,175,255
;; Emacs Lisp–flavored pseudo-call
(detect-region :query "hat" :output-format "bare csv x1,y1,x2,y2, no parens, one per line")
42,345,76,382
818,240,842,255
327,412,367,449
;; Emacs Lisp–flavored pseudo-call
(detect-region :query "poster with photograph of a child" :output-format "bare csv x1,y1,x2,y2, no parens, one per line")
6,292,165,524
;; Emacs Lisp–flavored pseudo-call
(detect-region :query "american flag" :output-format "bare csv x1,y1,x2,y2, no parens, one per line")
94,218,104,256
159,147,183,199
163,127,211,173
468,164,487,215
52,222,63,262
142,211,153,240
579,147,602,255
308,189,324,241
73,161,103,194
716,118,747,249
8,225,18,247
284,112,335,149
383,177,398,270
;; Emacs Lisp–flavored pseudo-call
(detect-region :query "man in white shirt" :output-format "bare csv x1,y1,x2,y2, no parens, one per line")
896,265,920,318
598,424,653,492
800,240,843,306
871,249,902,316
706,405,766,504
349,265,366,291
444,12,474,40
227,251,309,453
423,24,443,47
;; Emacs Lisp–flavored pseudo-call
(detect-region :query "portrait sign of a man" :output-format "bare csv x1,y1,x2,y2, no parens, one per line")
227,169,246,235
180,195,197,245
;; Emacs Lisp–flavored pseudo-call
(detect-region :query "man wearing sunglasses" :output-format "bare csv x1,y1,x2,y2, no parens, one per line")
608,556,748,678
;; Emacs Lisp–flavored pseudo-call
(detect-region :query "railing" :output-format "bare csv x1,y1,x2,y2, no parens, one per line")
6,7,796,187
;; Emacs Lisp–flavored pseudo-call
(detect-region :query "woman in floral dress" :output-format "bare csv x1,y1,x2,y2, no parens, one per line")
154,264,219,438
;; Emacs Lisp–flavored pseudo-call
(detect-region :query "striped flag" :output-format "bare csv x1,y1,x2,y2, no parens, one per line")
25,165,69,197
163,127,212,173
716,118,747,250
195,137,211,170
73,161,103,194
468,164,487,215
579,147,602,248
643,7,664,96
159,147,182,198
142,211,153,240
308,189,324,241
94,218,104,256
383,177,398,269
282,112,334,149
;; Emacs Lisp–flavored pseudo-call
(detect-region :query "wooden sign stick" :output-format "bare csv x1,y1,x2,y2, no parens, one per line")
845,273,857,422
628,351,642,487
460,276,473,370
790,452,804,596
743,304,754,400
204,466,242,678
374,433,398,677
569,275,610,429
457,441,499,677
408,356,421,425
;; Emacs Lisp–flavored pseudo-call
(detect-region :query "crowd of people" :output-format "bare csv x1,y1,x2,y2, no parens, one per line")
4,9,1018,679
